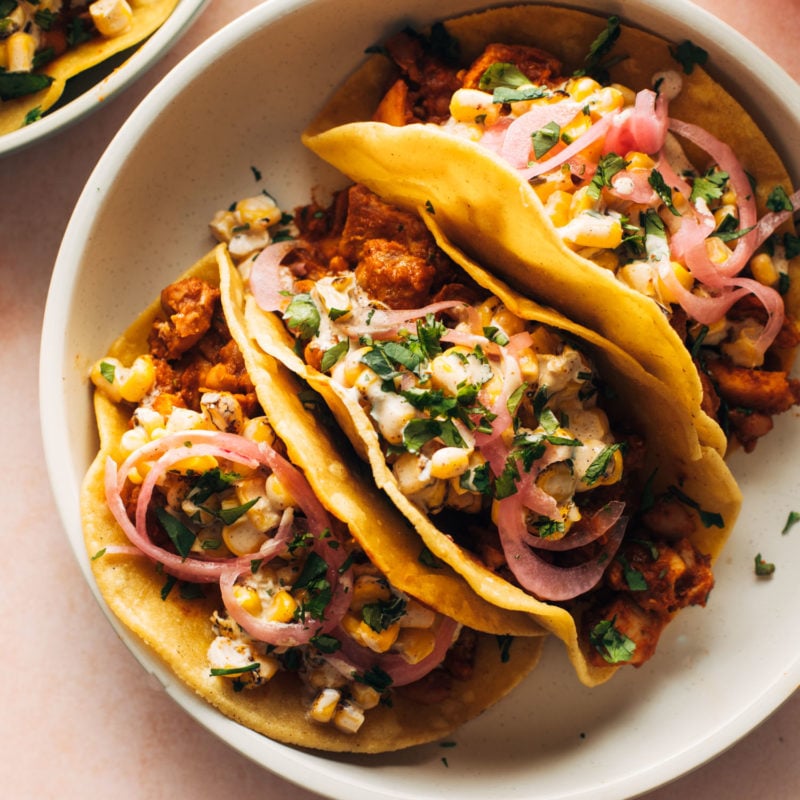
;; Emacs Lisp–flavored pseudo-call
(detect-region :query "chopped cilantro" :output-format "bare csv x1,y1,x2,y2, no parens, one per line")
460,463,492,495
483,325,510,346
532,121,561,160
425,199,436,215
91,548,107,561
99,360,116,384
292,552,332,621
617,554,648,591
419,546,443,569
0,71,54,101
781,511,800,535
311,634,341,654
589,617,636,663
479,62,531,92
754,553,775,577
23,106,44,125
356,665,393,693
362,594,406,632
690,169,729,204
160,574,178,601
320,339,349,372
766,185,793,213
283,293,321,340
588,153,627,199
574,16,623,84
669,485,724,528
202,497,259,526
670,40,708,74
155,507,195,559
188,467,240,504
250,165,262,182
496,634,513,663
649,169,680,215
210,663,260,677
583,443,623,486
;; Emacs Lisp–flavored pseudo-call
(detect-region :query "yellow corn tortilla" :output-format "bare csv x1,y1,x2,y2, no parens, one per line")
80,248,544,753
0,0,179,136
233,206,741,687
303,4,800,457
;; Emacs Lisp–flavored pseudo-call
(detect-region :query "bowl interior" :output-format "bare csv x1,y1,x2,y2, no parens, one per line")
41,2,800,799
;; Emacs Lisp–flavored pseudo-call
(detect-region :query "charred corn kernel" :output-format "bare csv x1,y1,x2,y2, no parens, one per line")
713,203,739,228
705,235,732,264
334,701,365,734
537,461,577,503
656,261,695,304
560,111,592,143
126,466,144,485
532,165,575,202
120,426,149,455
258,655,280,682
398,598,436,628
570,186,596,217
591,448,624,487
90,0,134,36
721,189,737,206
201,391,244,433
394,627,437,664
566,76,602,101
7,32,35,72
351,575,392,610
490,303,527,337
591,86,625,116
209,209,238,243
341,346,372,387
119,355,155,402
611,82,636,105
476,296,502,328
233,585,262,616
222,518,267,557
544,190,573,228
342,613,400,653
166,406,207,432
265,472,296,509
562,212,623,249
625,151,656,171
518,349,539,383
429,447,470,480
618,262,656,297
235,194,282,228
266,589,298,623
449,88,499,126
242,415,275,445
133,407,165,435
308,688,341,723
350,682,381,710
172,455,219,474
750,252,779,287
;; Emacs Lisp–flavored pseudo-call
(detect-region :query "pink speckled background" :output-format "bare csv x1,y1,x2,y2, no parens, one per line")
1,1,797,798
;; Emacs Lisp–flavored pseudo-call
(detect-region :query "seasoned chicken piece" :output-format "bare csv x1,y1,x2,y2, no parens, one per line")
459,43,563,89
150,277,220,360
705,357,800,415
355,240,436,309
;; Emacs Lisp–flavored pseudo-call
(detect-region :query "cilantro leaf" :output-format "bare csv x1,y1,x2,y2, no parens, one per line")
649,169,680,215
589,617,636,663
532,121,561,160
754,553,775,577
479,62,531,91
283,293,320,340
0,71,55,101
669,485,724,528
210,663,260,677
155,507,195,559
575,16,623,84
320,339,348,372
362,594,406,632
766,185,793,213
583,443,623,486
690,169,729,204
670,40,708,74
588,153,627,199
782,511,800,535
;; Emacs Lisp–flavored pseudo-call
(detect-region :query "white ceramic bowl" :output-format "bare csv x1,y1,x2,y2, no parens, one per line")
0,0,209,157
41,2,800,798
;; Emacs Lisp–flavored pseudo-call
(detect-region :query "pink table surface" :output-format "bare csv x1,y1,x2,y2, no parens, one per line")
1,1,798,798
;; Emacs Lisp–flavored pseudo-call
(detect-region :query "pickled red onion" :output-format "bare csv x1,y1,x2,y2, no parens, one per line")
523,501,625,551
496,492,627,601
248,240,300,312
500,101,584,169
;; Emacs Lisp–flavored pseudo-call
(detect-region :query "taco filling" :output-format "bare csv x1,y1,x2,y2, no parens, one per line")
303,8,800,453
1,0,177,131
83,264,541,750
214,183,736,675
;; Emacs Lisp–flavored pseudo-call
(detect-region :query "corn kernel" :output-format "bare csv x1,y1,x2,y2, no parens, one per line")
566,76,602,102
625,151,656,171
705,235,732,265
449,88,499,126
233,585,263,616
750,252,779,287
351,575,392,611
656,261,695,304
394,627,437,664
544,190,574,228
349,682,381,710
242,416,276,445
235,194,282,228
517,349,539,383
333,700,365,734
119,355,155,403
266,589,298,623
570,186,596,217
6,32,35,72
342,613,400,653
531,166,576,203
308,688,341,723
120,426,149,456
429,447,470,480
561,212,623,249
587,86,625,117
89,0,133,37
610,83,636,105
171,455,219,475
265,473,296,510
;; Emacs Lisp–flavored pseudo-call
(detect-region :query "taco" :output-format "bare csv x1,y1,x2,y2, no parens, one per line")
0,0,179,135
302,5,800,455
80,248,544,753
212,183,741,686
